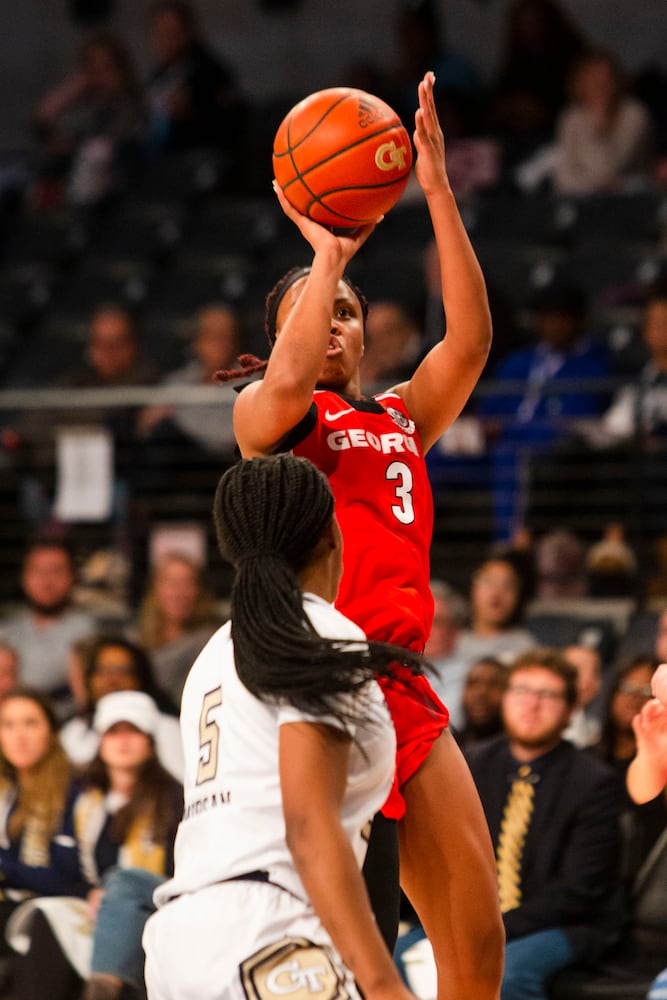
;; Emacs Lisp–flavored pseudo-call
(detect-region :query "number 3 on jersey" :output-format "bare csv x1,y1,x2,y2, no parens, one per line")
197,686,222,784
386,461,414,525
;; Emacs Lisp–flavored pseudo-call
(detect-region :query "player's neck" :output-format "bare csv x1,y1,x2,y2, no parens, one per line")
317,371,362,400
298,543,340,605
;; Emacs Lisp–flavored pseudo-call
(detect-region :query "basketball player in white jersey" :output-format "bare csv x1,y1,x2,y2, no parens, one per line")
143,454,425,1000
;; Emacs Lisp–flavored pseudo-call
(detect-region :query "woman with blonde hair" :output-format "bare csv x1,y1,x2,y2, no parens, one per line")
0,687,87,996
134,552,220,703
0,687,86,904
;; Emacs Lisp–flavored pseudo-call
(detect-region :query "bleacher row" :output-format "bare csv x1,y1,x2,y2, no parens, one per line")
1,149,667,603
2,152,666,382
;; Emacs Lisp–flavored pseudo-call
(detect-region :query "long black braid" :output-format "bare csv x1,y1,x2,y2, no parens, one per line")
213,454,426,725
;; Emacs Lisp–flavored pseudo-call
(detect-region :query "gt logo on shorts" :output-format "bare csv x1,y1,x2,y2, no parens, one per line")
240,937,351,1000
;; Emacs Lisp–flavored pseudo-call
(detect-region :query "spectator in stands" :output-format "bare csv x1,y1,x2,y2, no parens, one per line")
32,31,144,207
58,303,160,393
145,1,246,165
578,280,667,547
388,0,483,139
9,690,182,1000
549,665,667,1000
591,655,667,886
488,0,588,172
453,656,507,748
14,303,160,535
533,528,587,599
593,279,667,446
137,302,240,487
130,553,220,705
554,48,655,196
0,688,87,996
465,648,622,999
0,540,95,716
455,556,536,670
0,642,20,698
424,579,469,729
58,300,160,475
593,655,659,777
477,276,611,541
563,643,603,748
60,635,183,781
359,300,423,390
584,523,639,598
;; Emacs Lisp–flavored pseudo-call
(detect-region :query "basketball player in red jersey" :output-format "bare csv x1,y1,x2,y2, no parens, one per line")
233,73,504,1000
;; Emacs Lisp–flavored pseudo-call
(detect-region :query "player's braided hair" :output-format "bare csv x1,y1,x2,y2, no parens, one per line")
213,454,425,724
214,266,368,384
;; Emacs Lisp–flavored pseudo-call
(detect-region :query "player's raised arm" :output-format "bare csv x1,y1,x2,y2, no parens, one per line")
396,72,492,453
234,187,377,458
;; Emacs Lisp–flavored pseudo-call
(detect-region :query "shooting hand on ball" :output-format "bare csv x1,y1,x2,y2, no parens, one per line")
272,179,378,267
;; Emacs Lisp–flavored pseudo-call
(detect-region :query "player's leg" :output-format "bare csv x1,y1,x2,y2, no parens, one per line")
398,729,504,1000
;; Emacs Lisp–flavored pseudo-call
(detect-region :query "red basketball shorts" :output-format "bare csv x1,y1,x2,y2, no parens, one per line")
378,667,449,821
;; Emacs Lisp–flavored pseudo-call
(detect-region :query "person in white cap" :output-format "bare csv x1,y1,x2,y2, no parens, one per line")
80,690,183,999
60,636,184,783
8,689,182,1000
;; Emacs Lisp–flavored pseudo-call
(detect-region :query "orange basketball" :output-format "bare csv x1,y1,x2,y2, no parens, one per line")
273,88,413,229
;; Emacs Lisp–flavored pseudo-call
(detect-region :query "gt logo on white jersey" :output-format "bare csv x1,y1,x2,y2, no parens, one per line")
241,938,351,1000
267,959,329,994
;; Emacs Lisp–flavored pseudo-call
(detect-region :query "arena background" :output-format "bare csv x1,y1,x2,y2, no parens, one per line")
2,0,666,151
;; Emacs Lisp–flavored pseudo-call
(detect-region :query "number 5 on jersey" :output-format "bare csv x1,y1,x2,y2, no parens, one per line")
197,686,222,784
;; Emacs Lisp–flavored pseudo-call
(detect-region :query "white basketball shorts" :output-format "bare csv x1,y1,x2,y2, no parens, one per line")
143,878,361,1000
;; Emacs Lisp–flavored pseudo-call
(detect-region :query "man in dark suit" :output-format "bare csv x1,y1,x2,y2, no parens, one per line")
464,647,623,1000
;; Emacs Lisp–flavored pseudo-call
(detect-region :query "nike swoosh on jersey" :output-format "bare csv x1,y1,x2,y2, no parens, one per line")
324,407,356,421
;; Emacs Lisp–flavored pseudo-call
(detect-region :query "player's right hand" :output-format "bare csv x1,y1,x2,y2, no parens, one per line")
272,179,379,266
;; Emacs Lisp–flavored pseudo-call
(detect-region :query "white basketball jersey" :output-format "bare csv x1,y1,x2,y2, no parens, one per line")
154,594,395,907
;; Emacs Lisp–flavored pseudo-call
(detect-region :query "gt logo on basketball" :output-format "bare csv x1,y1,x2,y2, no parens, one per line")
375,141,409,172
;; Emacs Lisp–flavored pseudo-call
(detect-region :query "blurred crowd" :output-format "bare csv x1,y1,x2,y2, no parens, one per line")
0,0,665,997
1,0,663,211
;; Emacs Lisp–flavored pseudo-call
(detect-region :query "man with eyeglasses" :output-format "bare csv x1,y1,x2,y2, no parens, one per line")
464,647,623,1000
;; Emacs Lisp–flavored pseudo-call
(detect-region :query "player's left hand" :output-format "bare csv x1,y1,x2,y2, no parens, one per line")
413,71,450,197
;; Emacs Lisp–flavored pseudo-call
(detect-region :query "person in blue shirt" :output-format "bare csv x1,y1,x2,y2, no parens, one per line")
477,277,611,540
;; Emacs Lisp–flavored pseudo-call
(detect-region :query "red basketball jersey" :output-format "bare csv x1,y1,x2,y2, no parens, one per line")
290,389,434,650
